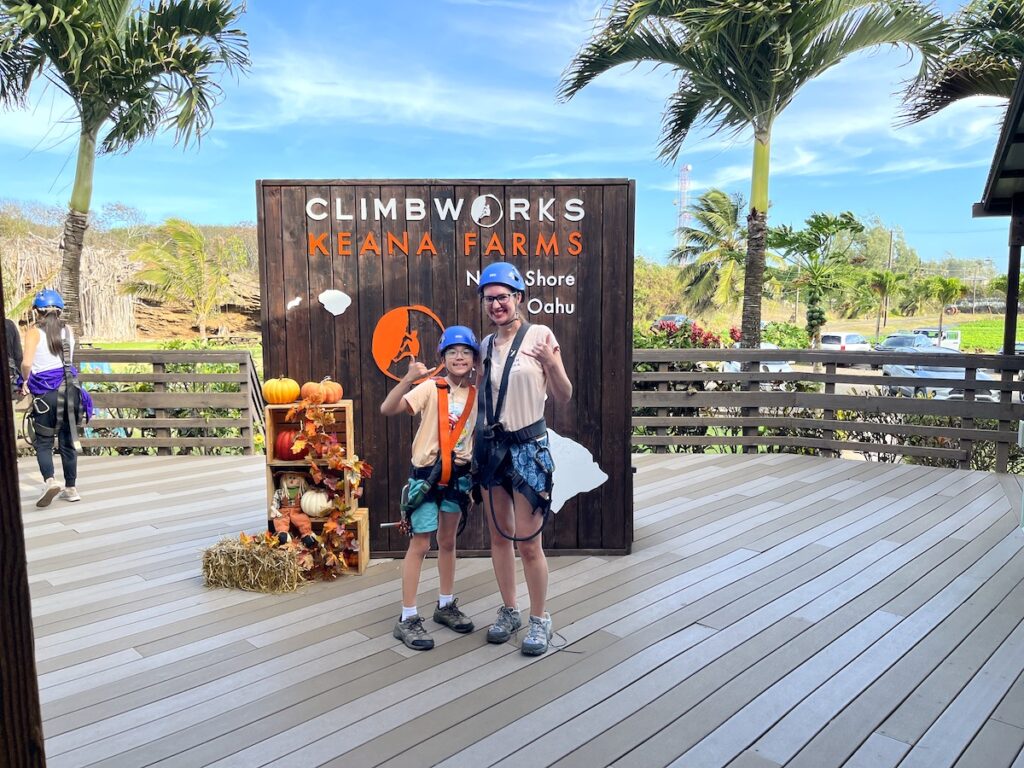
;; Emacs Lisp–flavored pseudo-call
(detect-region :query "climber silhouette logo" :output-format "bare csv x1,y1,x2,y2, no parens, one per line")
372,305,446,382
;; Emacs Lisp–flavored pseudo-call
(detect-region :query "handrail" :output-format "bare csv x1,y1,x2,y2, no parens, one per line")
632,348,1024,472
76,349,255,455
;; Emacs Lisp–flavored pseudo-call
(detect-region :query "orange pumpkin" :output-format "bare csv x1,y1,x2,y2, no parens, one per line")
300,381,326,403
320,377,343,403
263,376,300,404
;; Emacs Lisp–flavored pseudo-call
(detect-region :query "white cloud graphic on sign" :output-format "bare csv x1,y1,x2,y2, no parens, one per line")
547,429,608,513
319,289,352,316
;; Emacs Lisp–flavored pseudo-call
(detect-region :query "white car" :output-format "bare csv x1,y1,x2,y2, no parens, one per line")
722,342,793,390
819,332,871,353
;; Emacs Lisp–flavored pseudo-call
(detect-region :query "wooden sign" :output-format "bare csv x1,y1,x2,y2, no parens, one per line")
256,179,634,556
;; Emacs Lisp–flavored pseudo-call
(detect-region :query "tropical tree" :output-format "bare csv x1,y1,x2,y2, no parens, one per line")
929,276,967,338
633,254,683,329
560,0,942,348
902,0,1024,123
0,0,249,331
897,276,936,317
868,269,907,339
769,212,864,347
671,189,746,315
123,218,246,338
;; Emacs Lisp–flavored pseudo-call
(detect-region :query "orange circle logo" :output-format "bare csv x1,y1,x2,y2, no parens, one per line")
372,305,446,382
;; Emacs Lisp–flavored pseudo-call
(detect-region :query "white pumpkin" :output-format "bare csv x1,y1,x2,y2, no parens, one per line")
300,489,332,517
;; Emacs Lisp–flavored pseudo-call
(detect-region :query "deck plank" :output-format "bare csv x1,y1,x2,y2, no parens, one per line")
21,454,1024,768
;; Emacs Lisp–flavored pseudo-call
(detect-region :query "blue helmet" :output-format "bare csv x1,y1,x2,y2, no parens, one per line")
479,261,525,293
437,325,479,357
33,289,65,310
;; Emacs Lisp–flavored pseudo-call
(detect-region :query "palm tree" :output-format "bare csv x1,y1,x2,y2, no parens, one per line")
902,0,1024,123
123,218,246,339
898,276,936,317
560,0,942,348
868,269,907,339
929,276,967,338
671,189,746,315
0,0,249,331
769,212,863,347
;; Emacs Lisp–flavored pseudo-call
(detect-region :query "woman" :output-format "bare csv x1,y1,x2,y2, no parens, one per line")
476,261,572,656
20,289,91,507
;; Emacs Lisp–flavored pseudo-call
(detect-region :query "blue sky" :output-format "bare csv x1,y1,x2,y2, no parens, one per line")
0,0,1013,268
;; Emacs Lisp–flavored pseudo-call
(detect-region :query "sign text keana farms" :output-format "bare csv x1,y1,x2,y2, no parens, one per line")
305,194,585,257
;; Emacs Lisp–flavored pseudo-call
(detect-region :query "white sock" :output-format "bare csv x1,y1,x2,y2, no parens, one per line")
401,606,418,621
438,594,454,608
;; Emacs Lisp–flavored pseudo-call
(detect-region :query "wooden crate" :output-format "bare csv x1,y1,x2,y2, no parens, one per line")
265,402,355,466
264,402,369,573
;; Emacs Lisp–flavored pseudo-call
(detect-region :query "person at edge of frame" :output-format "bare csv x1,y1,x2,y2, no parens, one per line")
476,261,573,656
380,325,480,650
20,289,93,507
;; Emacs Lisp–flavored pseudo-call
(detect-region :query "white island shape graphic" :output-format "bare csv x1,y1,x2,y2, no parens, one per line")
547,429,608,513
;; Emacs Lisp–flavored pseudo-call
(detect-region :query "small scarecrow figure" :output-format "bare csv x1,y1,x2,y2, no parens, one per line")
270,471,318,548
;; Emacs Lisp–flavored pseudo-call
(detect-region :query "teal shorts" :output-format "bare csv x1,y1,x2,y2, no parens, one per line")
409,473,472,534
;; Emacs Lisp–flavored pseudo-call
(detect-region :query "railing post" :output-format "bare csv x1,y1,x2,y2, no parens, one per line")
960,366,976,470
239,354,254,455
152,361,171,456
823,361,837,457
741,357,758,454
656,361,669,454
996,368,1013,473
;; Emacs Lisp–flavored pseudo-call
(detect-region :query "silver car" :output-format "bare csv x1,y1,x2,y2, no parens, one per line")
722,342,793,390
882,347,997,401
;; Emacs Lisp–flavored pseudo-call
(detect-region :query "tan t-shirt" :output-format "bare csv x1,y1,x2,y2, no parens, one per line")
481,324,559,432
403,378,477,468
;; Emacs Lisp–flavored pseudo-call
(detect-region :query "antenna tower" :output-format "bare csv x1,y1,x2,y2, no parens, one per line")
675,163,693,246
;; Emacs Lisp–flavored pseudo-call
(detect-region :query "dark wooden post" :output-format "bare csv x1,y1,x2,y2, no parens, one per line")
152,361,171,455
960,366,976,470
823,361,837,458
0,287,47,766
1002,193,1024,355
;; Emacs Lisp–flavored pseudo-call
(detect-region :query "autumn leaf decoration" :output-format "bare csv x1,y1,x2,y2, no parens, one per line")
285,398,373,514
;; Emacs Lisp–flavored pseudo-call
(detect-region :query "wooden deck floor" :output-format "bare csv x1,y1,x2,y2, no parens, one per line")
19,452,1024,767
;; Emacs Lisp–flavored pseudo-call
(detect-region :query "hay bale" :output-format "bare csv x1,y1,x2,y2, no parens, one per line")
202,535,303,594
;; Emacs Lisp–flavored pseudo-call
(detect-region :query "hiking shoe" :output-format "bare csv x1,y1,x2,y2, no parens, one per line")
486,606,522,644
393,615,434,650
36,478,61,508
521,613,553,656
58,487,81,502
433,598,475,633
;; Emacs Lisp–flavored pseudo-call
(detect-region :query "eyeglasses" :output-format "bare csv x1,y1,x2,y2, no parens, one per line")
482,293,515,305
444,347,473,358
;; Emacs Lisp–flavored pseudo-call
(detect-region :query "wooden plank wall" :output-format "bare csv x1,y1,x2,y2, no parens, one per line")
0,285,46,766
256,180,635,556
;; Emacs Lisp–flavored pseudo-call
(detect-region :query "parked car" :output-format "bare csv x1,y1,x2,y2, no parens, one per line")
874,333,934,351
721,342,793,390
911,327,961,351
882,347,996,401
819,331,871,358
871,332,934,368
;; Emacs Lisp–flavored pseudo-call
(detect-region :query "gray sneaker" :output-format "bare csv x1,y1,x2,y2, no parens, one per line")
486,605,522,644
433,598,475,633
393,615,434,650
521,612,553,656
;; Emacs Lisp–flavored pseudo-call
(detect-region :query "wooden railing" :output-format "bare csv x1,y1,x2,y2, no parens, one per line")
76,349,260,455
633,348,1024,472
